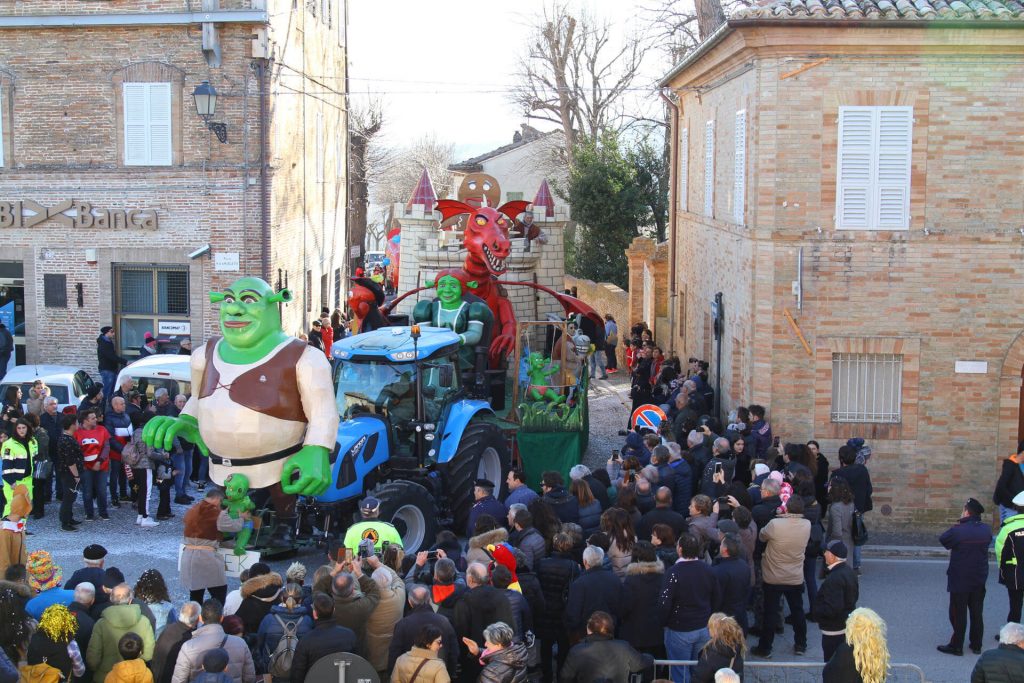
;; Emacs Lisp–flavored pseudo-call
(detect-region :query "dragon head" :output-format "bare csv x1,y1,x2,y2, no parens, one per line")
435,199,531,278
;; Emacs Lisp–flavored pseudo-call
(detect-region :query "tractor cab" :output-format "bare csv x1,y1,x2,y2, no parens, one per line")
330,326,464,465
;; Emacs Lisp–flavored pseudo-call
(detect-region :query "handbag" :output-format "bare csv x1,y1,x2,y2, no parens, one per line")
32,459,53,480
852,510,869,546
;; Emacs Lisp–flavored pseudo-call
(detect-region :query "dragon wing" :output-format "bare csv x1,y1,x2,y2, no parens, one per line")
434,199,476,225
497,200,532,221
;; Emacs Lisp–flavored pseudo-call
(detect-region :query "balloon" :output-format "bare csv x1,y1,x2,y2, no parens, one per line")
382,258,391,266
391,234,401,244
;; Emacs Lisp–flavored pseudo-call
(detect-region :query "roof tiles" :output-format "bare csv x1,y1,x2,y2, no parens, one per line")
731,0,1024,20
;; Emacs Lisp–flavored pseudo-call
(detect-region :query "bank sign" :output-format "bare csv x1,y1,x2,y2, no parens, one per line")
0,200,158,230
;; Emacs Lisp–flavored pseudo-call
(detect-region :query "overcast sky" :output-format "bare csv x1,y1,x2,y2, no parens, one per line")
348,0,670,161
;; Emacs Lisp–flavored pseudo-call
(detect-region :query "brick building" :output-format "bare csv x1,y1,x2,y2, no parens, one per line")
0,0,347,370
660,0,1024,527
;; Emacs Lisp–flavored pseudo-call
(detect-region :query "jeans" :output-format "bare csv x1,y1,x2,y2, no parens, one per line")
100,370,117,410
664,627,709,683
760,583,807,652
179,445,193,490
59,472,78,526
804,553,819,613
852,544,862,569
172,450,189,497
192,451,209,484
589,351,607,379
948,587,985,650
1000,505,1016,524
81,468,108,517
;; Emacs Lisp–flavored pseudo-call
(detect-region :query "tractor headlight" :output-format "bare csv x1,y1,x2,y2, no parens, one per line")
424,433,435,441
389,351,416,361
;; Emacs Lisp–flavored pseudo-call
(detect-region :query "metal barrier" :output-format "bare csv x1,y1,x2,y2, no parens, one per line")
650,660,927,682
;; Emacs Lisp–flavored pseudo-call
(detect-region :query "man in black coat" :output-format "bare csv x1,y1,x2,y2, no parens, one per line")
290,593,357,683
387,585,457,673
711,534,751,632
637,485,688,541
812,541,859,663
938,498,993,656
536,533,581,683
560,611,654,683
151,602,198,683
540,471,579,524
994,444,1024,524
453,563,516,683
969,622,1024,683
564,546,625,637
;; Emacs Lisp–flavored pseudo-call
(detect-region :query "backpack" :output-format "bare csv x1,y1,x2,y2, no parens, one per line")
121,438,141,468
19,663,64,683
268,615,299,678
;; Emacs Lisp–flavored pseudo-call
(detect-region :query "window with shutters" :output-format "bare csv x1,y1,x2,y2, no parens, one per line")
123,83,172,166
836,106,912,230
678,127,688,212
704,120,714,218
733,110,746,225
43,274,67,309
112,264,189,357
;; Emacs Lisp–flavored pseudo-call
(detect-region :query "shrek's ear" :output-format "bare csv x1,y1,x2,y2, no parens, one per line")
466,281,478,290
268,289,294,304
210,292,226,304
425,279,435,288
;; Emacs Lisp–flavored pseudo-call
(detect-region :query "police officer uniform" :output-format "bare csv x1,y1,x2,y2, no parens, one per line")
465,479,508,537
343,496,403,553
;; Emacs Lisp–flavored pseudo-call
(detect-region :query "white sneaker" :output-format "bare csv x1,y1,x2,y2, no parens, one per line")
139,517,160,528
135,515,143,525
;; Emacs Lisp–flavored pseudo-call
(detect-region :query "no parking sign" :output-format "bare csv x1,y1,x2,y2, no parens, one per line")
631,404,667,431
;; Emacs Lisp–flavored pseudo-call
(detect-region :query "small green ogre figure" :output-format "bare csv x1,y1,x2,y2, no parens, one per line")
412,273,493,370
525,352,564,404
143,277,340,546
223,473,256,556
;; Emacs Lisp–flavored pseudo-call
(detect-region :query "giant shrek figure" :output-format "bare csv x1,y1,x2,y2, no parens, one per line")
412,273,493,370
143,277,339,543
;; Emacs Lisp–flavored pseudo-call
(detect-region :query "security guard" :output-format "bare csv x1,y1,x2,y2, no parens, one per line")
343,496,403,553
465,479,508,537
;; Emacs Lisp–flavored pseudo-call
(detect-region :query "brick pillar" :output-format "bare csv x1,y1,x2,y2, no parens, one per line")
625,237,656,328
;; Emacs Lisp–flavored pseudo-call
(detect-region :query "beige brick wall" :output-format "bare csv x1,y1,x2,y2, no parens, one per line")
564,275,627,367
0,0,346,372
668,27,1024,527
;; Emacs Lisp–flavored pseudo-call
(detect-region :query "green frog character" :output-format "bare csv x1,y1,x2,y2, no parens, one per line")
223,473,256,556
525,352,564,403
412,274,493,370
142,277,340,547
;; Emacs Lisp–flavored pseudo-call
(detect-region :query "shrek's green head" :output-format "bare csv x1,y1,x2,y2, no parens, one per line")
210,277,292,349
224,473,250,501
431,274,476,311
528,351,547,371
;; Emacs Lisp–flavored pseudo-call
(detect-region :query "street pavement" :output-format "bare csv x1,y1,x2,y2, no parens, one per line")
22,373,1009,683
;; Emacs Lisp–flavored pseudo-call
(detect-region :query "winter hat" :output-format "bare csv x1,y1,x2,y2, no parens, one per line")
826,540,849,559
569,464,592,481
102,567,126,590
83,544,107,561
100,326,113,335
753,463,770,478
27,551,63,592
85,385,102,400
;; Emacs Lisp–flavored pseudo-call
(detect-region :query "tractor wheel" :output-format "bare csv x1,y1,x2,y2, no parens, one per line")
447,421,511,535
366,480,439,554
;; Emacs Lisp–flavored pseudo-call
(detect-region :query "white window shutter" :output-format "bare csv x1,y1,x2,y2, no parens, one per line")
734,109,746,225
678,127,688,212
147,83,172,166
704,120,715,218
875,107,912,229
123,84,149,165
836,107,874,229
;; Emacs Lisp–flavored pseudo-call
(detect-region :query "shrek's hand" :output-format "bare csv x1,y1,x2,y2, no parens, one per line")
281,445,331,496
142,414,209,456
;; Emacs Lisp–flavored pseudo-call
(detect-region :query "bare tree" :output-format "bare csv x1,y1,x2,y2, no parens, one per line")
369,134,456,208
644,0,750,62
348,98,386,265
514,2,650,165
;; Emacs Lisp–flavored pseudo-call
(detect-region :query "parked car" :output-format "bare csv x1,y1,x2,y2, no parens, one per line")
0,365,96,413
115,354,192,404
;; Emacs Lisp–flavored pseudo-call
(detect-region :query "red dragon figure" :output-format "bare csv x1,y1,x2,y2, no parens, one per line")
434,198,531,360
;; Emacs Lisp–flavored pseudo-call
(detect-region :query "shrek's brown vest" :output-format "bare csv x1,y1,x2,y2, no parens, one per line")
199,336,308,422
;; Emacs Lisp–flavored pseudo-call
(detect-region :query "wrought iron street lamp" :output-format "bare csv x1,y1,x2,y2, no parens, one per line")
192,80,227,143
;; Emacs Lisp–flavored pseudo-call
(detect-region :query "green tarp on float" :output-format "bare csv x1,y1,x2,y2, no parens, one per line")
516,430,585,490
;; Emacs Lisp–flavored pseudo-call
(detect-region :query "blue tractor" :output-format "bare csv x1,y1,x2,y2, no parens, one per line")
307,324,511,552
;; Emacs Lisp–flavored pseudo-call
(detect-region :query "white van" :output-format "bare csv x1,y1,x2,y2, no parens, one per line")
115,354,192,403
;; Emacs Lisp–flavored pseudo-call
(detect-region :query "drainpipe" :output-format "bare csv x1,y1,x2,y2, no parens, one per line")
257,60,270,283
659,89,679,354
